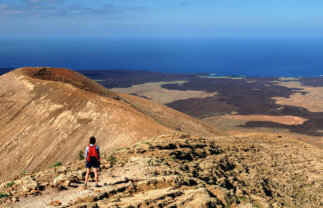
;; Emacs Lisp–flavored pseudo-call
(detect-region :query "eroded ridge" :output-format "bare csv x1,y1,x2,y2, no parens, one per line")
0,134,322,208
19,67,120,100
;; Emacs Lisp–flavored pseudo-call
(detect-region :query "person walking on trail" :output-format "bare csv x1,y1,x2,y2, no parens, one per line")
84,136,100,187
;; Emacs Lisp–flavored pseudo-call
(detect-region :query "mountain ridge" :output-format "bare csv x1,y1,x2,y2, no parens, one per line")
0,67,218,179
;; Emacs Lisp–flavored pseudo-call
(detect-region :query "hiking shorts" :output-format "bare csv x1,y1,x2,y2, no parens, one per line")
86,157,100,169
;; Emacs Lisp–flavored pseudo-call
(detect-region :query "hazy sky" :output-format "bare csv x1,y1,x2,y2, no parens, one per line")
0,0,322,38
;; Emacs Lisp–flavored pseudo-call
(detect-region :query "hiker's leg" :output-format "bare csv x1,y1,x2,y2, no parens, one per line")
85,168,91,185
94,168,98,185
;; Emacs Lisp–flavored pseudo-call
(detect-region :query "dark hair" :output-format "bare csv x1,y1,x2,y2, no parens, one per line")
89,136,96,144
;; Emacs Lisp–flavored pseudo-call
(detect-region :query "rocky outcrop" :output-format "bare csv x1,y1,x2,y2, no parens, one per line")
0,133,322,207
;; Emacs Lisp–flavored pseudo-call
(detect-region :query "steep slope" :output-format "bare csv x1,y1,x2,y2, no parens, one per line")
119,93,220,137
0,133,322,207
0,67,218,179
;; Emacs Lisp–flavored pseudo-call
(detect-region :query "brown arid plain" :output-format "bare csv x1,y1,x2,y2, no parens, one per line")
112,75,323,148
273,80,323,112
112,81,218,104
0,68,322,207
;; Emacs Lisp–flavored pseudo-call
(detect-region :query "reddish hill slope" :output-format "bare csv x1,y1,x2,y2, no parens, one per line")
0,67,219,179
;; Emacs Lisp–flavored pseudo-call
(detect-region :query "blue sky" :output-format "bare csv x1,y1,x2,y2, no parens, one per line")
0,0,322,38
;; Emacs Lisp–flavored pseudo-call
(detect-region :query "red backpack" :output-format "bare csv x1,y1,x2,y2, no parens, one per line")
87,145,99,162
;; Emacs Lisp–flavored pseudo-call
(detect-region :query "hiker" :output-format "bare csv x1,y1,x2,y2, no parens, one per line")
84,136,100,187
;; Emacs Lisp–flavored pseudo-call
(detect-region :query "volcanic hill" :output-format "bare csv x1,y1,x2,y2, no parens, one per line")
0,67,218,179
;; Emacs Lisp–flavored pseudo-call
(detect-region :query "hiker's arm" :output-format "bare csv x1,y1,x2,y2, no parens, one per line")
97,146,100,161
84,146,89,162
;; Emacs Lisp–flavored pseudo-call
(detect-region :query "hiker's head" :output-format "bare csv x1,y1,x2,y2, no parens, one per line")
89,136,96,145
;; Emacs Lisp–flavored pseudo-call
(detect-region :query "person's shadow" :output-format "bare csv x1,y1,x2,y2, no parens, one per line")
90,172,95,181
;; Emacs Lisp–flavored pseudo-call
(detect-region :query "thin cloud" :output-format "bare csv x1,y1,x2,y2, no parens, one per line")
0,2,117,18
0,0,149,18
28,0,59,2
180,1,187,6
0,3,8,9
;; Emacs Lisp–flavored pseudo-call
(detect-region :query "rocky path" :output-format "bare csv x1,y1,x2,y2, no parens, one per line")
1,133,322,208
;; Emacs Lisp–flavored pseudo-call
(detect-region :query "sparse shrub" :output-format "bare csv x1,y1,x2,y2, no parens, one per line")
79,150,84,161
20,171,26,176
225,203,232,208
6,182,14,187
50,161,62,168
143,141,150,145
238,197,247,203
252,203,261,208
0,193,9,199
107,155,117,164
102,152,107,157
171,155,176,160
114,148,123,152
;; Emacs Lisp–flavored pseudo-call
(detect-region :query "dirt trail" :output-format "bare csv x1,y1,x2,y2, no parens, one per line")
1,133,322,208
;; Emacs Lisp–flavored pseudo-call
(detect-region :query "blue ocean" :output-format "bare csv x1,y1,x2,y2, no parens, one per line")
0,37,323,76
